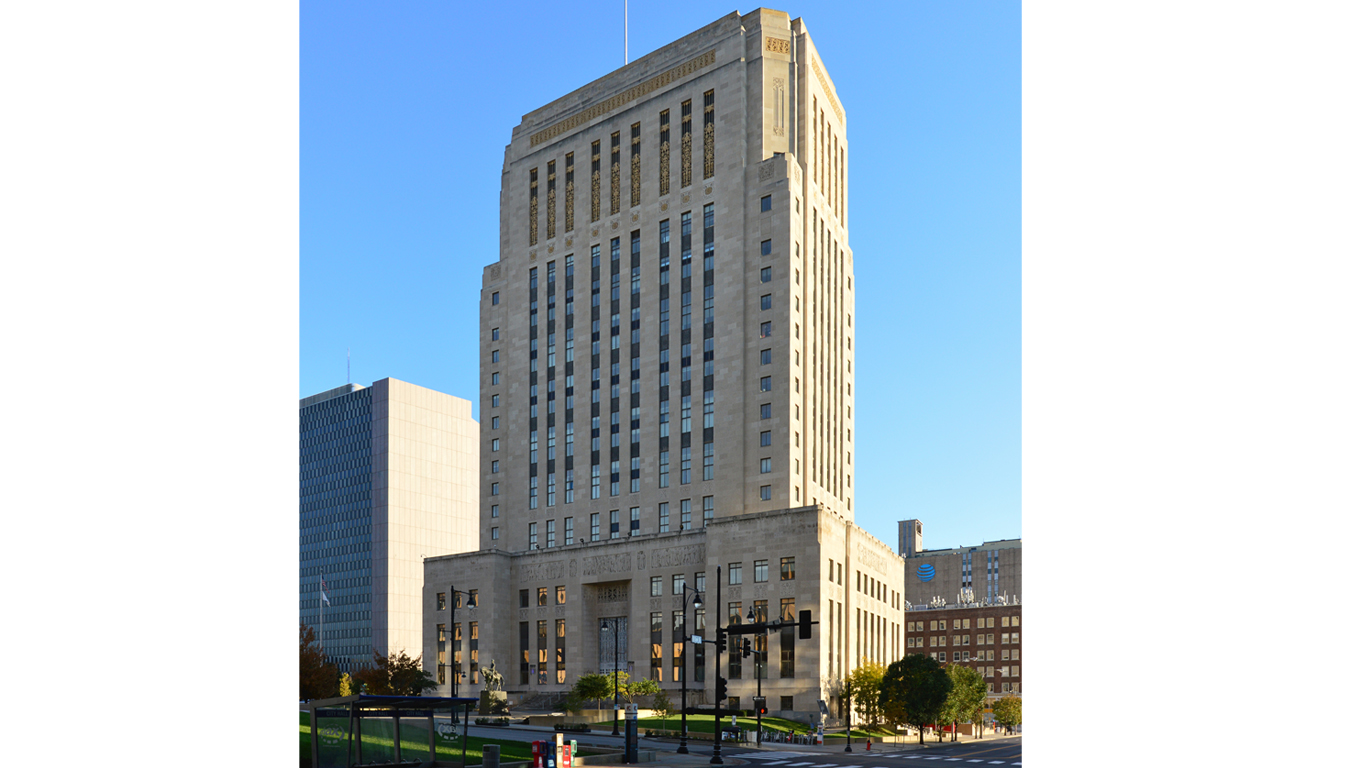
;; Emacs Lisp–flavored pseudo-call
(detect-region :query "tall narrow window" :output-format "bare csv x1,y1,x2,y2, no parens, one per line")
610,132,621,215
630,122,641,208
680,99,693,188
591,140,602,222
659,110,670,196
529,167,539,245
564,152,575,232
546,159,556,238
702,90,715,180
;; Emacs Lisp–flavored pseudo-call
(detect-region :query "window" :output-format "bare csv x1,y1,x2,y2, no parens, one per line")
492,327,499,340
491,482,499,496
491,504,499,518
491,460,499,473
437,592,447,610
760,431,771,447
528,522,537,547
590,512,600,541
759,321,771,338
728,562,742,585
760,348,771,365
673,574,685,595
491,291,500,305
564,517,573,543
760,293,771,310
760,458,771,474
519,589,529,608
491,526,499,540
492,438,500,452
491,350,500,363
491,372,500,385
760,195,772,212
760,403,772,419
469,589,478,607
779,695,793,710
651,576,663,596
760,376,771,392
780,557,795,580
760,485,771,500
760,266,771,283
658,502,670,532
754,560,769,583
555,585,566,605
491,394,500,408
491,416,499,430
760,240,772,256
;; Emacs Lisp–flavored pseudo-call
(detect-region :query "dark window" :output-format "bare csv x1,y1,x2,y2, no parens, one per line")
492,291,500,305
519,589,529,608
760,294,771,310
760,403,772,419
760,267,772,283
760,349,771,365
761,240,772,256
760,195,772,212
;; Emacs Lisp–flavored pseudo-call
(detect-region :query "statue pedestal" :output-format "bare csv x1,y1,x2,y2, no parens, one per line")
479,690,509,715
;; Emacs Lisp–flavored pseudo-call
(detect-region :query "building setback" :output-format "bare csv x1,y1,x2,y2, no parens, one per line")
300,378,479,672
423,8,903,724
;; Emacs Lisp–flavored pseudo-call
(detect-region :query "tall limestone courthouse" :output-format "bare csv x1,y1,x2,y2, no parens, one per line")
424,8,904,723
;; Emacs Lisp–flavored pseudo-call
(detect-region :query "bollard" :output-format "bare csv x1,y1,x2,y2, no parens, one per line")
484,745,500,768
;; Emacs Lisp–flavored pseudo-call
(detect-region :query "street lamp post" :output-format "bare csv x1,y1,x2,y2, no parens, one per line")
844,683,852,752
677,586,705,753
600,619,622,737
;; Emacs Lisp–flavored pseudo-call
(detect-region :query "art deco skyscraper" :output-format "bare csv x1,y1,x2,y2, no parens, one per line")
425,10,900,717
479,7,854,552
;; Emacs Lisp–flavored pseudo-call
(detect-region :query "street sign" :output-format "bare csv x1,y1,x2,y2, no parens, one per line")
690,634,703,644
625,703,638,721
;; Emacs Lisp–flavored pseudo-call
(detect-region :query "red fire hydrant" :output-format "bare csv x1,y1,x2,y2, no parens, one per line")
866,737,872,751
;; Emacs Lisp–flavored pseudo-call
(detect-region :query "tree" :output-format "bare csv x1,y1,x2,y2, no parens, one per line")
879,654,952,746
300,624,338,701
338,673,353,697
993,695,1022,732
351,649,437,695
625,677,662,706
571,673,614,711
652,691,676,719
943,665,987,741
847,659,888,729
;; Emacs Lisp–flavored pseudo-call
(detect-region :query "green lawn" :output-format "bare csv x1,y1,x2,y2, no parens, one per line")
613,714,890,739
299,712,535,765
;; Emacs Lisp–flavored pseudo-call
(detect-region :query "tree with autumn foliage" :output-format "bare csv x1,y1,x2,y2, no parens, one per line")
351,649,437,695
300,624,338,701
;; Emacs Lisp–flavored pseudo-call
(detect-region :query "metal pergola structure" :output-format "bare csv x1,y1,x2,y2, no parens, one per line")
304,694,480,768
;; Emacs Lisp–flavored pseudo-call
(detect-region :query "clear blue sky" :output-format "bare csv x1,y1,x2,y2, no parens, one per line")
302,1,1020,553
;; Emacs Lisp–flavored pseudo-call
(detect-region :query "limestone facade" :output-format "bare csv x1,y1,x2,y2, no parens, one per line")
423,9,895,722
423,505,904,722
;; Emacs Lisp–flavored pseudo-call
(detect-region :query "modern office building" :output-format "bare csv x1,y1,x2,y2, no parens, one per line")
423,9,905,724
900,520,1022,608
300,377,479,672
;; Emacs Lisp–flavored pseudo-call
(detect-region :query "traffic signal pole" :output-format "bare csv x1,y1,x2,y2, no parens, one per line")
712,565,724,765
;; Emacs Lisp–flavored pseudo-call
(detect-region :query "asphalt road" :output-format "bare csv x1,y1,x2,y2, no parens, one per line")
723,739,1023,766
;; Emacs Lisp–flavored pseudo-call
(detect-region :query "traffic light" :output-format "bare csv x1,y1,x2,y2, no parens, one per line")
716,674,728,700
742,638,752,658
798,609,812,640
754,696,767,716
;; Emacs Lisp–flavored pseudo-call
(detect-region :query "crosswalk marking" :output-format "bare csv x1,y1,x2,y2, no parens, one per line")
789,763,814,765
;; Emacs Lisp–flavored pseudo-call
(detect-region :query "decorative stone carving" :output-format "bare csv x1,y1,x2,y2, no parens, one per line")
529,49,717,146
